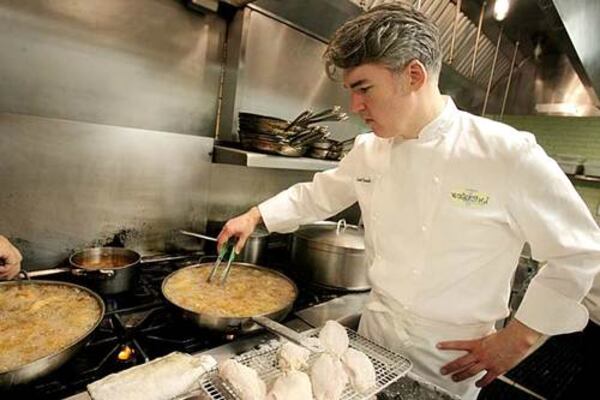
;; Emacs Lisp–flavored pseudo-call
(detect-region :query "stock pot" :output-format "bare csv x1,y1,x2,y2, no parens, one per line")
290,221,369,291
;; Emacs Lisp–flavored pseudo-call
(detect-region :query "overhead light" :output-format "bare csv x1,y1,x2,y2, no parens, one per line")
493,0,510,21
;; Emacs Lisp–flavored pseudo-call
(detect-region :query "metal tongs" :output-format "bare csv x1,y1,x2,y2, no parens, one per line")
207,241,236,285
179,230,237,285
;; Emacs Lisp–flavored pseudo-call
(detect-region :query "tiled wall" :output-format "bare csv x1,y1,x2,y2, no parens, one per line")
501,115,600,219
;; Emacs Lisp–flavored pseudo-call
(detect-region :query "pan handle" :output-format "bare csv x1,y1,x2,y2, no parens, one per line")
251,316,324,353
21,267,72,279
139,252,206,264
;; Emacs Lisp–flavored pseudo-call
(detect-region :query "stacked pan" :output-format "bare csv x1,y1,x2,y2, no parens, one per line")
238,107,349,157
307,137,356,161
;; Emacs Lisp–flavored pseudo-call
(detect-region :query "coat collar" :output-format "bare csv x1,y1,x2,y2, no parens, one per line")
393,96,458,144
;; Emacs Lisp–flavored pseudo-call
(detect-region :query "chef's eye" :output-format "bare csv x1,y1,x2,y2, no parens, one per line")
358,86,372,94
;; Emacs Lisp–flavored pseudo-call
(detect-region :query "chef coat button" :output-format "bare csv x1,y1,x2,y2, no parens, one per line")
421,225,427,232
412,269,420,275
433,176,440,184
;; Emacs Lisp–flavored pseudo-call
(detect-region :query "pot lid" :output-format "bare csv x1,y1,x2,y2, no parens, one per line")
295,222,364,250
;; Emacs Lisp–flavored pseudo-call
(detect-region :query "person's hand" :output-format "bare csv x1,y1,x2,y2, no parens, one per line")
217,207,263,254
0,235,22,280
437,320,543,387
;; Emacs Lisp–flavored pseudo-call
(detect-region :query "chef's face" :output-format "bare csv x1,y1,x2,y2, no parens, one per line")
343,63,417,139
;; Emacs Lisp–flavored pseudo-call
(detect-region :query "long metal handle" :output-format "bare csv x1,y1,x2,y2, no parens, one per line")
180,230,218,242
252,316,324,353
497,376,546,400
139,252,205,264
24,267,72,278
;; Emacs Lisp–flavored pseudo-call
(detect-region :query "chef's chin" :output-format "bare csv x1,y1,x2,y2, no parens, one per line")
371,127,393,139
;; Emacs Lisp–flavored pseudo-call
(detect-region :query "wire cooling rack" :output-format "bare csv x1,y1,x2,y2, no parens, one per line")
199,326,412,400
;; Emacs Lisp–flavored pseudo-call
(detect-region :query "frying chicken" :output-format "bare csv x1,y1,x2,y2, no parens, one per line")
310,353,348,400
319,320,349,357
266,370,313,400
278,341,311,371
341,348,376,393
218,359,266,400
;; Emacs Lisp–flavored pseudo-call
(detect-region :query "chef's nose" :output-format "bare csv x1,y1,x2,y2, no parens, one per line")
350,93,366,113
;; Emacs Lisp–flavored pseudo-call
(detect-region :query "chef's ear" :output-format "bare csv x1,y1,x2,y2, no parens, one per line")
405,59,428,91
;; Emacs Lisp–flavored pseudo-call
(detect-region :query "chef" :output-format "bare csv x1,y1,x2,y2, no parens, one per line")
217,4,600,399
0,235,22,280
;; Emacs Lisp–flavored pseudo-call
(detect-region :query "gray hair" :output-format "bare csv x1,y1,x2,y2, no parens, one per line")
324,3,442,81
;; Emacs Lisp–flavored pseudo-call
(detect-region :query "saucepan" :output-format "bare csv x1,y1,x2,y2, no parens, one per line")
24,247,199,295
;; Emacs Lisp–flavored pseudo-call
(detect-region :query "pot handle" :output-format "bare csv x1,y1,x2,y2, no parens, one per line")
336,219,347,235
71,268,115,279
251,316,324,353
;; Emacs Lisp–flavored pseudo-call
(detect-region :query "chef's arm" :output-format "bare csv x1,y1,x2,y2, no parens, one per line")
217,136,363,252
439,136,600,386
507,137,600,335
0,235,22,280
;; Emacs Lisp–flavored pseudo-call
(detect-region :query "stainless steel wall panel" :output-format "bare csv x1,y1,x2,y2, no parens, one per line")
0,0,225,136
0,114,214,267
219,9,367,143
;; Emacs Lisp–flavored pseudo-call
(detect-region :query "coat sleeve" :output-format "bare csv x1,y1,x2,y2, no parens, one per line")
507,135,600,335
257,137,364,234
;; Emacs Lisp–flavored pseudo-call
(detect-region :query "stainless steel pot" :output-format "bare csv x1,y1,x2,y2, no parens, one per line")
0,280,105,388
25,247,141,295
161,262,298,333
237,228,269,264
291,221,369,291
23,247,146,294
27,249,206,295
69,247,140,295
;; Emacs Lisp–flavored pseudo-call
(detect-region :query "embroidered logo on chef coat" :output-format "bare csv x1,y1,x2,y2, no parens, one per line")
450,189,490,207
356,177,372,183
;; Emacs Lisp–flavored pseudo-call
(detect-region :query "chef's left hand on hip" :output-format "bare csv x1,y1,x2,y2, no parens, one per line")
436,321,540,387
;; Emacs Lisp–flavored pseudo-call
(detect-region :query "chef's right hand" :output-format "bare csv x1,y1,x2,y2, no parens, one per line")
217,207,263,254
0,235,23,280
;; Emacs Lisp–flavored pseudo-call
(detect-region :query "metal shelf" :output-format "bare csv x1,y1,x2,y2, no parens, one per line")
212,144,339,171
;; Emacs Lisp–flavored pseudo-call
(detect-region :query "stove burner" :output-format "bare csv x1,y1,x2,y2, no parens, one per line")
7,254,344,400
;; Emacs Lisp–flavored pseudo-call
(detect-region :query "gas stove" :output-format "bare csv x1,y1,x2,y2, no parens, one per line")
5,253,346,400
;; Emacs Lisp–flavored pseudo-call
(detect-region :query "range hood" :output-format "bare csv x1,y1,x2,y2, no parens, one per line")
547,0,600,106
249,0,600,115
248,0,526,115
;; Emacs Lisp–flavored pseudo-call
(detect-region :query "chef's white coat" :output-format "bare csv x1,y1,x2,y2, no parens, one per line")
258,97,600,398
583,273,600,325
